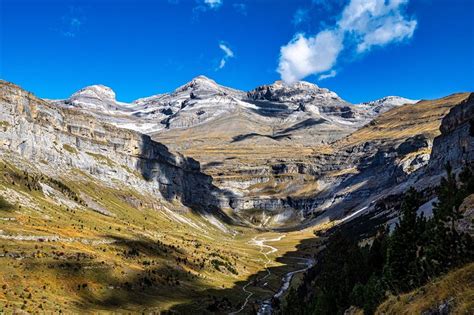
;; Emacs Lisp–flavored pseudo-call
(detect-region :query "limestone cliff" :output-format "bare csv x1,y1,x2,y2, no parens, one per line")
0,80,229,217
429,93,474,172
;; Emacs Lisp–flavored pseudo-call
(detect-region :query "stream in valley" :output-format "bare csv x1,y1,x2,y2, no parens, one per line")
230,235,315,315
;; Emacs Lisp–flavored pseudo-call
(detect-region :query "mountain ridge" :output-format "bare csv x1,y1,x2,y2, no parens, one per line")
47,76,417,145
51,75,408,128
53,76,416,112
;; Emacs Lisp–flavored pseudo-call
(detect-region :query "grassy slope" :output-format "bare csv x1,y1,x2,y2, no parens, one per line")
377,263,474,315
339,93,471,147
0,159,320,313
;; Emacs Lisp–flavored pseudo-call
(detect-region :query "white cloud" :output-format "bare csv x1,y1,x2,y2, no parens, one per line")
357,15,416,52
318,70,337,80
278,30,343,84
278,0,417,83
339,0,417,52
218,42,234,70
204,0,222,9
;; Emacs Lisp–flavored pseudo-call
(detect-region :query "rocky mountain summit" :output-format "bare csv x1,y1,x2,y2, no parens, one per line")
54,84,134,112
247,80,345,105
246,80,369,123
134,76,246,130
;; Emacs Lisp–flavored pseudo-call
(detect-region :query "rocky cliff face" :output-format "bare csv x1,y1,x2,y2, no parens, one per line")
0,81,229,217
247,80,344,105
428,93,474,172
246,80,370,125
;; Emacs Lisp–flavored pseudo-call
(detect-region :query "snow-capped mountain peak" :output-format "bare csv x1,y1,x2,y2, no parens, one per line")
173,75,244,99
359,96,419,114
71,84,116,101
65,85,124,111
51,84,134,113
177,75,220,92
49,76,417,137
362,95,419,107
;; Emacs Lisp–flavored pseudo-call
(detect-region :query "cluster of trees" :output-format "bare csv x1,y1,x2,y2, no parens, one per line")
285,165,474,315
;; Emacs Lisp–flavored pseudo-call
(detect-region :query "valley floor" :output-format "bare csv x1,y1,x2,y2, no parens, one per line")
0,159,323,313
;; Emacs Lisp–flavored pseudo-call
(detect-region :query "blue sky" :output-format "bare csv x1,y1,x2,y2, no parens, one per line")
1,0,473,103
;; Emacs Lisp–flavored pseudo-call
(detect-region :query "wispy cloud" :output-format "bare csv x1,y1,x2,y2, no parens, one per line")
193,0,223,20
318,69,337,80
217,42,234,70
278,0,417,84
233,3,247,16
60,6,85,38
204,0,223,9
311,0,342,13
292,8,309,26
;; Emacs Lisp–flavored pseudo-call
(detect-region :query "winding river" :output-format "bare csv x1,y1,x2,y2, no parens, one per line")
230,235,315,315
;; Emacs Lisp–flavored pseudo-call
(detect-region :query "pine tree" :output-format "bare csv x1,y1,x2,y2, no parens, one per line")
384,187,425,292
368,228,388,276
459,164,474,200
423,163,474,280
433,163,464,222
311,232,367,315
284,287,304,315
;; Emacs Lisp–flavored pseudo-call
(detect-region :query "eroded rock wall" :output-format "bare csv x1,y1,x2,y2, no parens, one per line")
0,81,227,213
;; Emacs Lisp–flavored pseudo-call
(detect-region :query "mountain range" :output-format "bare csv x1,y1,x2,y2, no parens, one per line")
0,77,472,313
50,75,417,139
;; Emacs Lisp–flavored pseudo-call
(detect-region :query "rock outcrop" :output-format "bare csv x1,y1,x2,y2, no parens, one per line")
428,93,474,172
247,80,344,105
